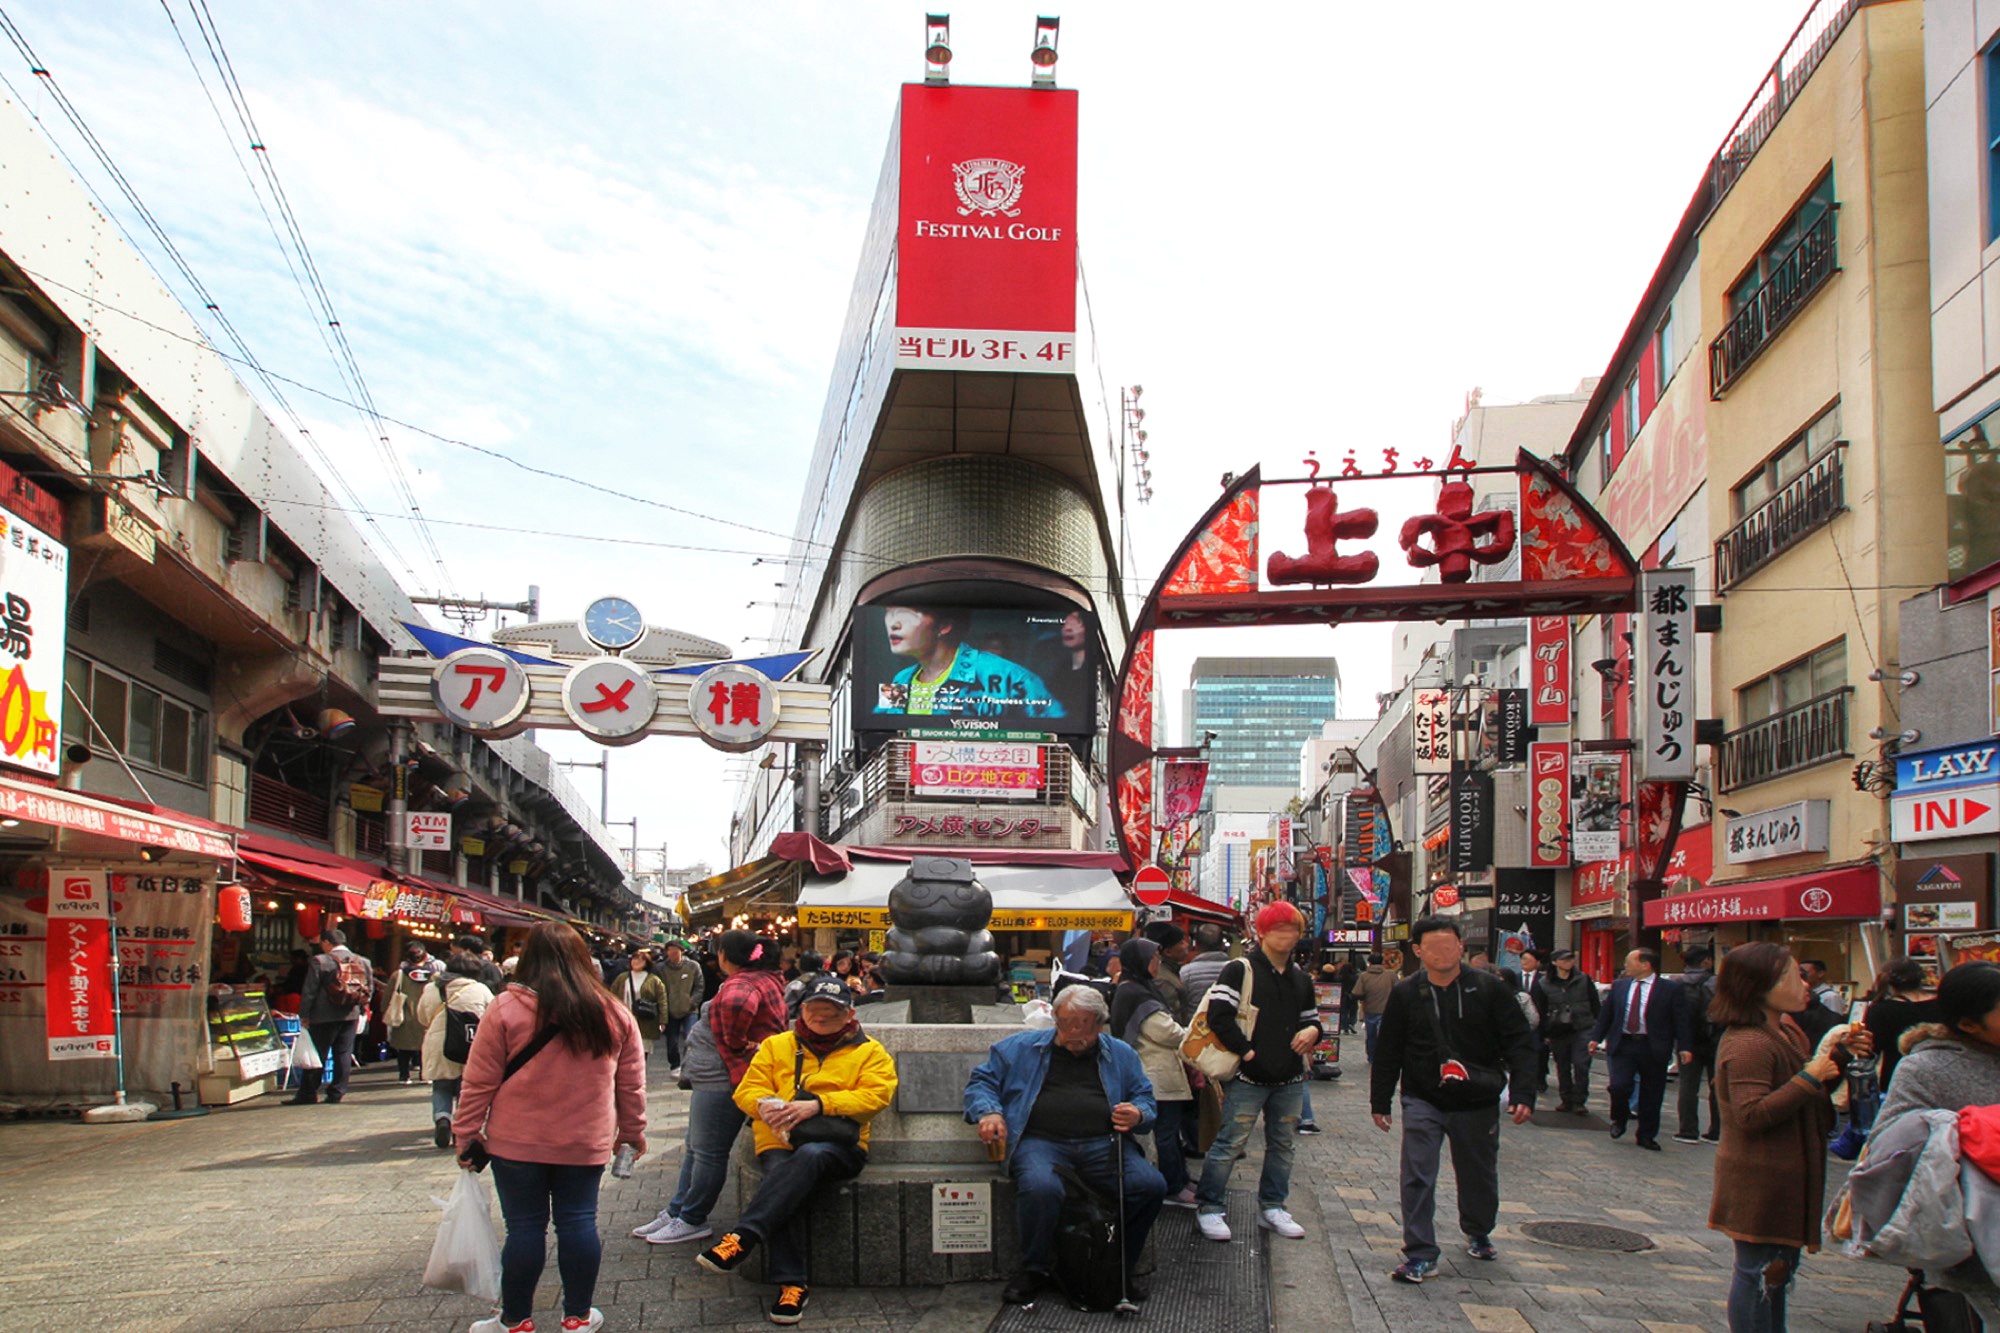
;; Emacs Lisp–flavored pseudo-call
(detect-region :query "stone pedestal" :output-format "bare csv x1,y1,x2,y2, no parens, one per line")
878,984,1007,1025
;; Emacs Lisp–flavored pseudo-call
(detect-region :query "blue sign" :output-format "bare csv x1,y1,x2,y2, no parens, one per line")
1895,741,2000,794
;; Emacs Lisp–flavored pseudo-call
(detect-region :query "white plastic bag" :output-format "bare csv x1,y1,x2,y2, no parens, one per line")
1021,999,1055,1030
289,1025,321,1075
423,1170,502,1302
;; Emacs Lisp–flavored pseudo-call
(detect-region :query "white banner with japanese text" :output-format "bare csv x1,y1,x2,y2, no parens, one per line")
1634,569,1696,783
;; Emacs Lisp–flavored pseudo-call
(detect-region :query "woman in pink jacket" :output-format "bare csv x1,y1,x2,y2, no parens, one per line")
454,922,647,1333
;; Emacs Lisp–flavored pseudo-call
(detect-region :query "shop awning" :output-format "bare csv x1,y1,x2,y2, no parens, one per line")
1164,888,1240,928
238,843,378,896
427,880,549,929
684,856,805,928
0,776,236,859
1641,863,1885,929
795,863,1134,932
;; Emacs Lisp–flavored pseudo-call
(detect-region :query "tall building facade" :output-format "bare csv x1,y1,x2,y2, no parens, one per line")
1185,658,1340,789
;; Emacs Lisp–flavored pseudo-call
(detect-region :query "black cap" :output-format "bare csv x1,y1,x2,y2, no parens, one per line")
800,976,854,1010
1549,948,1577,961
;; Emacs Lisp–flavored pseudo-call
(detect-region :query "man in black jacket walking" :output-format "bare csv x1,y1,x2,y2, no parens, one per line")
1370,917,1535,1283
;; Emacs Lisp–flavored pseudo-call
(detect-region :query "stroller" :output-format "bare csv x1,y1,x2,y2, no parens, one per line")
1866,1271,1982,1333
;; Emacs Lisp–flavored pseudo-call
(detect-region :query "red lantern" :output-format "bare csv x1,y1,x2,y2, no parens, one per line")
218,884,253,933
365,917,388,940
297,903,322,939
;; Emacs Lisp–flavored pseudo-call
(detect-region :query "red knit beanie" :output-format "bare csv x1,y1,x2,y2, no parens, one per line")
1254,902,1304,934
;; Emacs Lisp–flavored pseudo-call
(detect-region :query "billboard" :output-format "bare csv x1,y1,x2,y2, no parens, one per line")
895,84,1079,374
1529,615,1571,727
856,603,1093,735
911,740,1045,801
0,509,67,776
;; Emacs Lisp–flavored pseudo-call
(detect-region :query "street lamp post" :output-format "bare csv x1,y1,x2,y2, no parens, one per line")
558,755,610,821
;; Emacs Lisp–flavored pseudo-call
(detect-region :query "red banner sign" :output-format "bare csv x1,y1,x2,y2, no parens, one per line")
895,84,1078,373
45,871,114,1061
1528,741,1570,868
344,881,458,925
1529,616,1571,727
0,778,235,859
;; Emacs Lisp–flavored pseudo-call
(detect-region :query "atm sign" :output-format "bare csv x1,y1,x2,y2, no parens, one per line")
1892,785,2000,842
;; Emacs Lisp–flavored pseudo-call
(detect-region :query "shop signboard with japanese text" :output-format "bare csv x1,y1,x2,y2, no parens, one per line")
856,604,1093,736
1529,616,1571,727
1571,753,1623,864
896,85,1078,373
1725,801,1828,864
1633,569,1695,783
1528,741,1570,868
911,740,1044,801
0,511,67,777
45,870,111,1061
1412,689,1450,774
1450,769,1494,874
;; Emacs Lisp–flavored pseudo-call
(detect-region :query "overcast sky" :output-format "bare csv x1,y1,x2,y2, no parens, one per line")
7,1,1819,874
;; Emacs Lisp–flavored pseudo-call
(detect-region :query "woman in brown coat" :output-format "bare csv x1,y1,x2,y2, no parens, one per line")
1708,941,1872,1333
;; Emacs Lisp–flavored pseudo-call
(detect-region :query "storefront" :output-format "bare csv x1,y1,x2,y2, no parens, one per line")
1640,862,1887,999
1565,856,1629,981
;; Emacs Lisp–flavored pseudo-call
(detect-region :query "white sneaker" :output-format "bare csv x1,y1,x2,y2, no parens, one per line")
1259,1207,1306,1239
1197,1211,1232,1242
644,1216,713,1245
1163,1186,1198,1209
631,1209,675,1238
469,1316,533,1333
558,1312,603,1333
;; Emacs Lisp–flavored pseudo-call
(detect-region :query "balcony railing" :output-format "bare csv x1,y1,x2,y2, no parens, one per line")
1710,207,1839,396
1719,687,1853,792
248,773,331,841
1715,444,1846,589
1708,0,1860,205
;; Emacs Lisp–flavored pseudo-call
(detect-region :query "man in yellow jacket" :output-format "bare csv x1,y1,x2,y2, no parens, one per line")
697,977,899,1325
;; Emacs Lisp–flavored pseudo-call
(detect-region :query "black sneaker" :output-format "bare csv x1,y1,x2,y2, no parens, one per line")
696,1231,757,1275
1390,1258,1436,1284
434,1115,452,1149
768,1284,808,1325
1003,1270,1048,1305
1467,1236,1498,1261
1296,1121,1322,1135
1672,1132,1701,1144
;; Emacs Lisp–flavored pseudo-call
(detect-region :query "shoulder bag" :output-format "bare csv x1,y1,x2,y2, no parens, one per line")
786,1041,862,1147
1180,959,1258,1081
458,1023,559,1172
624,972,661,1024
1427,976,1509,1100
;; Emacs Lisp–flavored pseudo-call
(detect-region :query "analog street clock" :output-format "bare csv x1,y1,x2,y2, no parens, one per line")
581,596,645,653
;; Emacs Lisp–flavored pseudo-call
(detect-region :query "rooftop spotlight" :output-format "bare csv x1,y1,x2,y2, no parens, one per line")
924,14,952,83
1031,16,1060,86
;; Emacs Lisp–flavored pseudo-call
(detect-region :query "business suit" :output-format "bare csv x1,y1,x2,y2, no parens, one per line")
1589,973,1692,1146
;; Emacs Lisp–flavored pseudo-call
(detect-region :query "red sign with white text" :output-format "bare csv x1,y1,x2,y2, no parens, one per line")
1528,740,1570,869
896,84,1078,373
45,872,114,1061
1529,616,1571,726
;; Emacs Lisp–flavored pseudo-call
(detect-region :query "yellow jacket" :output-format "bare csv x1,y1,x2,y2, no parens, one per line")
733,1028,899,1155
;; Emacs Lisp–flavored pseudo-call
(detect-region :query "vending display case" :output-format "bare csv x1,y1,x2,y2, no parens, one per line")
200,987,287,1104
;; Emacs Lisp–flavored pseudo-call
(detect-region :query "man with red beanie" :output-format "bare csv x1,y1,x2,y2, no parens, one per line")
1192,901,1323,1243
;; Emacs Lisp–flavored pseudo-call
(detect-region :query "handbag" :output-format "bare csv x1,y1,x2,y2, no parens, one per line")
1180,960,1257,1081
625,975,660,1024
786,1043,862,1147
1427,978,1509,1100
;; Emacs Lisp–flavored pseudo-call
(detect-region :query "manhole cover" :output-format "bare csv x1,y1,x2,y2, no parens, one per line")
1519,1221,1655,1252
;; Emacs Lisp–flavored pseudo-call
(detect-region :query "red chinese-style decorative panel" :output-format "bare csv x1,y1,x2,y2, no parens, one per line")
1116,761,1153,865
1162,488,1258,596
1118,632,1154,746
1521,470,1622,582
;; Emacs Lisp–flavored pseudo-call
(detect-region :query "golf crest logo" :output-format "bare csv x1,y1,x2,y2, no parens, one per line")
953,158,1025,217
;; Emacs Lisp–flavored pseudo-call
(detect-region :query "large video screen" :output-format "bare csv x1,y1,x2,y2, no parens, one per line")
854,602,1095,736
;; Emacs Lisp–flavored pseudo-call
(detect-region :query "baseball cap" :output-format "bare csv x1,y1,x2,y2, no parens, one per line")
800,976,854,1010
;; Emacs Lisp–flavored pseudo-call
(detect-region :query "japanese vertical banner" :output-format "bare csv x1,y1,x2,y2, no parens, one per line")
1634,569,1696,783
1160,761,1209,825
1412,689,1451,774
1529,616,1571,727
46,870,114,1061
1449,769,1495,875
1528,741,1571,869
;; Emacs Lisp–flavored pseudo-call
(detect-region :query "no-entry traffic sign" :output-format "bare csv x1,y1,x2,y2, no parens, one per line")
1133,865,1171,907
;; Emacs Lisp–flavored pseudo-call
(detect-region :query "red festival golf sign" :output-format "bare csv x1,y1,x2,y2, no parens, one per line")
895,84,1078,374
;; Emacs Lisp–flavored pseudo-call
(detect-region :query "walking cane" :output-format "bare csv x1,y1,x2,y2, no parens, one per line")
1113,1131,1138,1319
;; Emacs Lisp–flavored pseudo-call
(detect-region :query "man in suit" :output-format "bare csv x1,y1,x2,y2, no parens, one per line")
1588,948,1691,1151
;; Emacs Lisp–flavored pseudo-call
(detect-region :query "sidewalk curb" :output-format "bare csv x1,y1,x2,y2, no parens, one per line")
1272,1175,1356,1333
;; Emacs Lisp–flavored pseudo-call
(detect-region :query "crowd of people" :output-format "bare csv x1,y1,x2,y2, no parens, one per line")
278,905,2000,1333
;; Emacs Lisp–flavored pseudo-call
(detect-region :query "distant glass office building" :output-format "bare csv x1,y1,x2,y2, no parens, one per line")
1185,658,1341,789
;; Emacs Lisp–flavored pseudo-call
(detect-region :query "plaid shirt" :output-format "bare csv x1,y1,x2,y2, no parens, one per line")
707,968,787,1083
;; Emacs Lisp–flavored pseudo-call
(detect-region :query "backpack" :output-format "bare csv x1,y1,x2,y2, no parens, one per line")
1052,1162,1125,1312
325,952,372,1010
437,976,480,1063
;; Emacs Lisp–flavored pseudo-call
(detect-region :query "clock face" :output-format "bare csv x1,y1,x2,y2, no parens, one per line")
582,596,645,652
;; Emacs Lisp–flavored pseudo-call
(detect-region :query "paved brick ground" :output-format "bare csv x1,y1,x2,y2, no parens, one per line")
0,1053,1914,1331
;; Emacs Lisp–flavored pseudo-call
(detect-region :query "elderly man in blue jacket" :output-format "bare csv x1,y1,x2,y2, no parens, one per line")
965,983,1165,1306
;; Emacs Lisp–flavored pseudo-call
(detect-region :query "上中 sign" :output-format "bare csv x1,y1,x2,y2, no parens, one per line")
1725,801,1828,864
403,811,451,853
1529,616,1571,727
1412,689,1450,774
1634,569,1695,783
911,741,1044,801
931,1181,993,1254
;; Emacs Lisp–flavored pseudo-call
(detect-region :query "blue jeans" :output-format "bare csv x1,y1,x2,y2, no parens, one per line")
430,1076,461,1122
1011,1134,1166,1276
1300,1083,1316,1123
1149,1100,1193,1194
1728,1240,1800,1332
668,1089,745,1227
1364,1015,1383,1062
489,1156,604,1324
738,1141,867,1284
661,1013,694,1068
1196,1079,1304,1214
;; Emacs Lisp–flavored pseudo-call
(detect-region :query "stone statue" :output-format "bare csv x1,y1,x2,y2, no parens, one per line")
881,856,1001,986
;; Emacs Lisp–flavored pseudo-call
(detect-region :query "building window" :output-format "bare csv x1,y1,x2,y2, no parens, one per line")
1945,412,2000,579
1712,171,1839,394
1597,425,1612,477
1622,376,1641,441
1656,308,1676,390
1732,403,1841,519
1730,173,1837,314
1989,46,2000,243
1738,639,1846,723
62,653,207,783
